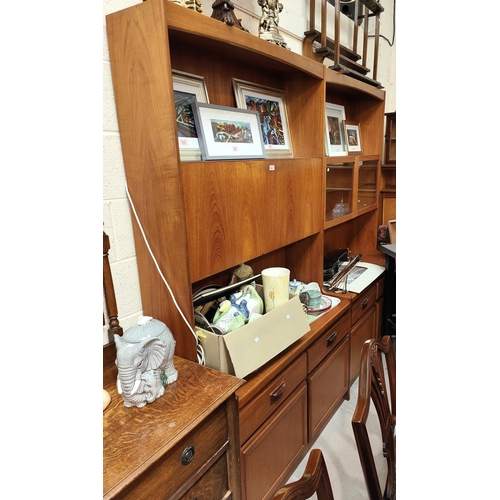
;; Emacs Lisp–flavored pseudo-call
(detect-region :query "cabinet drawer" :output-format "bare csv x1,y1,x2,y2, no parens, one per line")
179,453,229,500
241,382,308,500
239,353,307,444
308,335,350,441
351,284,377,325
307,312,350,373
115,405,228,500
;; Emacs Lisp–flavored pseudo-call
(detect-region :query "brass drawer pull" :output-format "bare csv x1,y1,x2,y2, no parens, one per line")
270,382,286,402
180,445,195,465
361,298,370,309
326,331,338,347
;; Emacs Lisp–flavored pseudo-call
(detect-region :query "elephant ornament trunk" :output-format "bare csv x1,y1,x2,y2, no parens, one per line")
115,316,178,408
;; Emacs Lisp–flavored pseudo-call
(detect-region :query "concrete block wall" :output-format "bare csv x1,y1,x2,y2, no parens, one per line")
102,0,396,344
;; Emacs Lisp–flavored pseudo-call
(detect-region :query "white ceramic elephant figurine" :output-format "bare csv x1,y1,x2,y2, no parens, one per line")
115,316,178,408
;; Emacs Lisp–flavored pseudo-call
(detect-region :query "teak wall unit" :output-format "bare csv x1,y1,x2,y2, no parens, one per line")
106,1,386,498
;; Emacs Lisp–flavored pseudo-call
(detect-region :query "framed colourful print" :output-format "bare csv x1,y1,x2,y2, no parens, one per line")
172,70,209,161
191,102,266,160
232,78,293,158
346,123,362,153
325,102,347,157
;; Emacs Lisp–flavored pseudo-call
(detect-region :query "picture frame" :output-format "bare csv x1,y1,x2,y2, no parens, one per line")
345,123,362,153
232,78,293,158
191,102,266,160
325,102,347,157
172,70,210,161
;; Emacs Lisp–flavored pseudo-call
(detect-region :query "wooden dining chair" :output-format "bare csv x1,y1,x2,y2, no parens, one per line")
272,449,335,500
352,335,396,500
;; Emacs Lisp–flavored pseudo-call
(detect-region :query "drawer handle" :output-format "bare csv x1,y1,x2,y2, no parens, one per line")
361,298,370,309
326,331,338,347
180,445,195,465
270,382,286,402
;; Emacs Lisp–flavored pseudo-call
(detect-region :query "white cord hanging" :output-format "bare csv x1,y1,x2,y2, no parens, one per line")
125,182,205,364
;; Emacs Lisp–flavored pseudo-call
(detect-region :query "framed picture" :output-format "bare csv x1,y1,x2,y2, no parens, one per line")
172,70,209,161
232,78,293,158
325,103,347,157
346,123,362,153
191,102,266,160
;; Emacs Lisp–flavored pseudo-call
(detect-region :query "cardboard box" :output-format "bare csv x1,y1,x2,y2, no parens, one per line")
197,285,310,379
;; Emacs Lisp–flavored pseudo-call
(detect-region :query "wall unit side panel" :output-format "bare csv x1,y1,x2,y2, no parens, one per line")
106,1,196,360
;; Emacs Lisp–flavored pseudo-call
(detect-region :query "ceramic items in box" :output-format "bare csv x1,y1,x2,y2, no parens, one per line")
212,284,263,334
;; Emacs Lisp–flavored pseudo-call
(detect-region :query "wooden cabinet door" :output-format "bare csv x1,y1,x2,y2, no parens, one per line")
241,383,308,500
308,335,350,441
350,305,376,382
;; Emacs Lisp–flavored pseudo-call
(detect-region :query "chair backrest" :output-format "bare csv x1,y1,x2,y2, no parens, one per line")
352,335,396,500
103,231,123,338
272,449,334,500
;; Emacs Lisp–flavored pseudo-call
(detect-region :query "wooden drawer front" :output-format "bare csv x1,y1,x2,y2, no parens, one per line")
351,284,377,325
308,335,350,441
239,353,307,444
307,312,350,373
115,405,228,500
241,382,308,500
350,305,376,382
180,453,229,500
376,277,385,300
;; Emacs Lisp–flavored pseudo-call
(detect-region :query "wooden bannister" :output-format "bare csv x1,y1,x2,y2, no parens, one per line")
303,0,384,88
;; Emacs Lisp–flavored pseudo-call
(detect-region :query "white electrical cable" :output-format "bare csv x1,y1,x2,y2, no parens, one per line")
125,182,205,364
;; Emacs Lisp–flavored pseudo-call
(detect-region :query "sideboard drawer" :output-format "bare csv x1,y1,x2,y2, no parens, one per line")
307,312,350,373
179,453,229,500
239,353,307,444
115,405,228,499
351,284,377,325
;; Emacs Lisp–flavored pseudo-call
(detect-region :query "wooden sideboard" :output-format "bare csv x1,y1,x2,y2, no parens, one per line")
103,351,244,500
235,274,384,500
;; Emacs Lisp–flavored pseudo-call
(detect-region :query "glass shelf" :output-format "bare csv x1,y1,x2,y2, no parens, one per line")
325,162,354,223
357,160,378,210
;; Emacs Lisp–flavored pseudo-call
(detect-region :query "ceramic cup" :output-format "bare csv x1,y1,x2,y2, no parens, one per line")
262,267,290,313
298,282,322,308
305,289,322,307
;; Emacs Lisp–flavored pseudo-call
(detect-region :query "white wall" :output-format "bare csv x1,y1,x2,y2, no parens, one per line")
102,0,396,344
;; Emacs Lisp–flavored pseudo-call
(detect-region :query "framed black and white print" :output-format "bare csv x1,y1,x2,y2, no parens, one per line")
191,102,266,160
232,79,293,158
325,102,347,157
172,70,209,161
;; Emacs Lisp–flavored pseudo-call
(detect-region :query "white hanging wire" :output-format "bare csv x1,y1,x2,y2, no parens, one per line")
125,182,205,365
